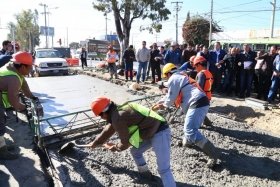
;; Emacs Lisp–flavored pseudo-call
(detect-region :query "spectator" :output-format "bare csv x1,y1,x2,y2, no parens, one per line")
4,44,13,55
123,45,135,82
238,44,256,98
182,44,196,63
146,45,153,80
0,40,11,55
208,42,226,94
106,45,119,79
156,46,166,73
164,42,183,68
255,47,277,101
221,47,239,96
80,47,88,69
150,43,161,83
136,41,150,83
235,47,241,96
267,49,280,105
195,44,200,53
179,44,184,52
197,46,209,69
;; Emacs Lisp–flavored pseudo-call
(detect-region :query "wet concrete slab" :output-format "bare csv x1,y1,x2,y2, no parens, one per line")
25,75,141,136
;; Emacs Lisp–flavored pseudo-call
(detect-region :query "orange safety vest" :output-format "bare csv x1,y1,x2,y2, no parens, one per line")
199,70,214,100
107,51,116,63
174,74,204,108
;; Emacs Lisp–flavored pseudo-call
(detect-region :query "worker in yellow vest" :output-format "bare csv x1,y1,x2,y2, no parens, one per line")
0,51,39,160
106,45,119,79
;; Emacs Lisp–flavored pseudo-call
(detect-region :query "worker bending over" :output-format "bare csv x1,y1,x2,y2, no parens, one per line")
89,96,176,187
0,51,39,160
153,63,220,168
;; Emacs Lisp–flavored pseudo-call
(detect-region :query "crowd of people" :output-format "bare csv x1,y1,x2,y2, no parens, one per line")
119,41,280,106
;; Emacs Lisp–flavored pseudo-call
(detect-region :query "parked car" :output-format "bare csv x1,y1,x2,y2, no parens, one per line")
33,49,68,76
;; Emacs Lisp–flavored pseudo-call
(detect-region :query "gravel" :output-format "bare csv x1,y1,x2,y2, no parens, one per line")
48,75,280,186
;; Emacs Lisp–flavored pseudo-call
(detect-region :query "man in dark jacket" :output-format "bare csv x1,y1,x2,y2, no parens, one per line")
221,47,239,95
0,40,11,55
255,45,277,100
123,45,135,81
238,44,257,98
208,42,226,94
80,47,88,69
182,44,197,63
150,43,161,83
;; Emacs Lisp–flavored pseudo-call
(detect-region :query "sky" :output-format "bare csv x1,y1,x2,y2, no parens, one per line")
0,0,279,49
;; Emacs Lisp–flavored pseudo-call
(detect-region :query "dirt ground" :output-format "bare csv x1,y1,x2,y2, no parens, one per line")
54,76,280,186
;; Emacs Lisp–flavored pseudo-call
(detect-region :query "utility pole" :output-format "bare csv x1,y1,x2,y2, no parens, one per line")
105,13,108,41
209,0,213,47
171,1,183,44
270,0,276,38
154,34,160,43
39,3,48,48
66,27,68,47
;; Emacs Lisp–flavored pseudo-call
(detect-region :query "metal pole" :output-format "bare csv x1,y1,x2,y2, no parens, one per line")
12,27,15,52
209,0,213,47
44,4,48,48
105,14,107,40
270,0,276,38
67,27,68,47
47,12,50,48
171,2,183,44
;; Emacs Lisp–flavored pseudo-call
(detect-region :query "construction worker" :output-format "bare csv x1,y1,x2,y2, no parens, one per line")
89,96,176,187
193,56,214,126
152,63,220,168
106,45,119,79
0,51,39,160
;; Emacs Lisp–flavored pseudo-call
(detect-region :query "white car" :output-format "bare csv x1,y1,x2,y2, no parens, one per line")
33,49,68,76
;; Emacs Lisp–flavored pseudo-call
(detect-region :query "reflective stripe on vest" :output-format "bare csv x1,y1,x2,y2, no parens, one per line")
200,70,214,100
117,102,166,148
107,51,116,63
0,67,23,108
174,74,204,108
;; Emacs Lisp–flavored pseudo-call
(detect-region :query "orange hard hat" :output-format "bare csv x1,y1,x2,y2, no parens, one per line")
108,45,113,49
11,41,20,48
193,56,206,67
91,96,111,116
11,51,33,65
190,55,196,62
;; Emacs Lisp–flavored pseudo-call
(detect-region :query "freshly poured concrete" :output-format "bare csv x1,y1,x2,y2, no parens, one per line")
26,75,141,136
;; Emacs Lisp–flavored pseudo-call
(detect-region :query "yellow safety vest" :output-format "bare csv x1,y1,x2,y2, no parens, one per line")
0,67,23,108
117,103,166,148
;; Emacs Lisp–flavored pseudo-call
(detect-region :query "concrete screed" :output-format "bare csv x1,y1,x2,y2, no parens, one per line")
1,74,280,187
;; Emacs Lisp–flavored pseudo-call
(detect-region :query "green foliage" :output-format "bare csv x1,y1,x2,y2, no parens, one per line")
69,42,81,49
182,14,222,46
164,39,171,47
92,0,171,66
7,9,40,51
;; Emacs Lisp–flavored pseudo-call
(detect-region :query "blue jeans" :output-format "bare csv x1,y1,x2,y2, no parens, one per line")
184,106,209,144
267,76,280,102
240,72,253,97
222,71,236,94
130,128,176,187
125,62,133,80
136,62,148,83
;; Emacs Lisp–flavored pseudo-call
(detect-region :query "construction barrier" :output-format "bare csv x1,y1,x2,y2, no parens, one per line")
65,58,79,66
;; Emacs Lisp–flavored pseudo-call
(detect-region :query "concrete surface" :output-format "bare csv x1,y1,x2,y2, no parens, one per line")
26,75,141,136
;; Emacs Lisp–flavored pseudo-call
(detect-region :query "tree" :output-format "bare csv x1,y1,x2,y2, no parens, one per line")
92,0,171,66
69,42,81,49
7,9,40,51
182,15,222,46
164,39,171,47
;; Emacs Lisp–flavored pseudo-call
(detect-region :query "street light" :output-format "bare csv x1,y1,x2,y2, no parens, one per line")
39,3,48,48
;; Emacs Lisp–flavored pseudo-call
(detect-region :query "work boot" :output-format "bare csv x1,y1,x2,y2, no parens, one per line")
110,74,113,79
203,116,212,126
6,144,15,151
137,164,152,179
196,138,221,168
0,146,19,160
115,74,118,79
182,138,194,148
